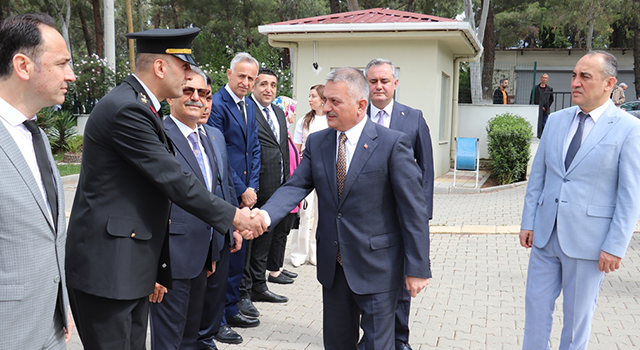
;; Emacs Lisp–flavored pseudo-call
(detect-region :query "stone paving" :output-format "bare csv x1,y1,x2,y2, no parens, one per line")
62,175,640,349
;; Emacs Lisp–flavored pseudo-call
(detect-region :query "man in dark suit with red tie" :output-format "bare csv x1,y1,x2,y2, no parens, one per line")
260,67,431,350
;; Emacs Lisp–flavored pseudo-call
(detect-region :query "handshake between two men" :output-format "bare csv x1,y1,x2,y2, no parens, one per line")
232,207,268,240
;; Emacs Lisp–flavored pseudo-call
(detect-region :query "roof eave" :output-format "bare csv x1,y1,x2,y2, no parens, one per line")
259,21,482,57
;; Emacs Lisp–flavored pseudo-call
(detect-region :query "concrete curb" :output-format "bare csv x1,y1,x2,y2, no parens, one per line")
62,174,79,183
479,179,528,193
430,225,521,234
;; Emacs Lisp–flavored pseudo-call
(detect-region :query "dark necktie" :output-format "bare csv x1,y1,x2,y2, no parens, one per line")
23,120,58,225
565,112,588,170
238,100,246,127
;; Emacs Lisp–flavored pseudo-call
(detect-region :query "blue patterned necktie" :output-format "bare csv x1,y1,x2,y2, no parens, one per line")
187,132,210,190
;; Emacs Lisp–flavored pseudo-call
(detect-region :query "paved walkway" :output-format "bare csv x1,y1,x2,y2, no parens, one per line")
62,175,640,349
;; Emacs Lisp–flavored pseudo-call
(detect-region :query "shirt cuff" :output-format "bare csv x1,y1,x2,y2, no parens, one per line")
260,209,271,228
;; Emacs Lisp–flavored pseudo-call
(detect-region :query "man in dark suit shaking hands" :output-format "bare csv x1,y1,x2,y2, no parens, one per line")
259,67,431,350
363,58,434,350
66,29,265,350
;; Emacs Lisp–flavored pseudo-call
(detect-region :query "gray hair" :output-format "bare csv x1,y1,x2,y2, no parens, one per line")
585,50,617,78
364,58,396,79
325,67,368,103
189,65,207,83
230,52,259,73
619,82,627,88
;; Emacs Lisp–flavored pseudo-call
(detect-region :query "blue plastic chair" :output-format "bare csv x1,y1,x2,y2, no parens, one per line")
453,137,480,188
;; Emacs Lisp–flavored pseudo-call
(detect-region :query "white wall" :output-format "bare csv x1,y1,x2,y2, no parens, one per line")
291,38,454,176
456,104,538,159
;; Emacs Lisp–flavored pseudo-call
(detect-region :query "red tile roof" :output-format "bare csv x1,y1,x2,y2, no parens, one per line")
269,8,457,26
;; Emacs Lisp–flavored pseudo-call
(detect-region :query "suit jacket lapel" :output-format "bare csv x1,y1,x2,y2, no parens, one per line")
389,103,408,130
556,107,576,173
199,128,219,192
0,121,55,231
164,118,206,185
566,104,619,173
222,87,247,138
320,130,339,206
339,120,378,206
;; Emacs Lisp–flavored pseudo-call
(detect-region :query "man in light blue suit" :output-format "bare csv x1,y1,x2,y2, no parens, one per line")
260,67,431,350
520,51,640,350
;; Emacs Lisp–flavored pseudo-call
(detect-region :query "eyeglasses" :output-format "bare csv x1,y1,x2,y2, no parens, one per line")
183,86,211,99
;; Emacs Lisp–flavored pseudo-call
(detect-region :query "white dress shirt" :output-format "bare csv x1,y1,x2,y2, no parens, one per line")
369,99,394,128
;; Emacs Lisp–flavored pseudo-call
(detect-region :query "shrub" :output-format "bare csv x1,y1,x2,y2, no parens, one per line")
48,111,77,153
486,113,532,185
66,135,83,154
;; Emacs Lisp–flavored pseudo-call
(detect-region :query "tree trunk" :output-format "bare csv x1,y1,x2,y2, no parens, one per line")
77,6,94,55
329,0,340,14
92,0,104,57
348,0,359,11
481,5,495,102
586,7,594,51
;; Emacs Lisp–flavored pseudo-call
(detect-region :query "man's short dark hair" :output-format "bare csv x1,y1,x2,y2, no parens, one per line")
500,78,507,84
258,67,277,80
0,13,57,79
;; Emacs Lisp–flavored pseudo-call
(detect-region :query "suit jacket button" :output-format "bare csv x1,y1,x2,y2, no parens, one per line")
53,276,60,283
243,171,247,175
333,241,338,246
555,198,559,203
337,213,342,218
131,233,136,238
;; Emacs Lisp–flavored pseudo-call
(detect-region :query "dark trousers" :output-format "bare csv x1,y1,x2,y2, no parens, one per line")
198,239,230,348
394,286,412,343
222,241,245,322
68,287,149,350
149,268,207,350
323,264,399,350
239,219,288,297
267,213,297,271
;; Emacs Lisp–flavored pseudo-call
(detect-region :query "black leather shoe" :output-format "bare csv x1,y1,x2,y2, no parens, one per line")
395,340,413,350
281,269,298,278
226,313,260,328
197,344,218,350
268,273,294,284
214,325,243,344
237,297,260,318
251,289,289,303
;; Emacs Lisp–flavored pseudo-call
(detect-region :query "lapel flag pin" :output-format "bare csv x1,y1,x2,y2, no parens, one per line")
364,143,368,149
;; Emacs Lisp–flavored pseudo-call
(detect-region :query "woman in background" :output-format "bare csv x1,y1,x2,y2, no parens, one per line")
268,96,300,281
290,84,328,267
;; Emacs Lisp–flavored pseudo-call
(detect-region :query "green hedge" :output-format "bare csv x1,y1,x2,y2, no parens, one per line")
486,113,532,185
